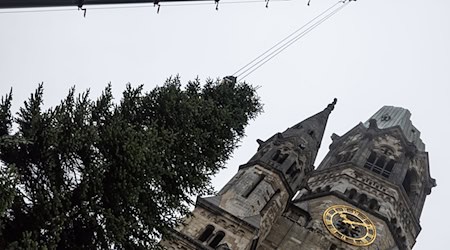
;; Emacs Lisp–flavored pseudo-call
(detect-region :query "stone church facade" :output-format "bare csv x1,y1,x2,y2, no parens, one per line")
161,101,436,250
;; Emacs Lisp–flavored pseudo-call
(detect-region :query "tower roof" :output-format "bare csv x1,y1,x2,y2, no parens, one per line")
364,106,425,151
281,98,337,149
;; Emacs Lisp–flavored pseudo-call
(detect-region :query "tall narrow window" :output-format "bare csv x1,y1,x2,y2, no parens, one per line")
261,189,280,214
290,168,300,179
198,225,215,242
209,231,225,248
242,174,265,198
368,199,379,211
286,162,299,178
366,152,377,165
384,160,395,177
272,150,281,161
402,169,419,201
286,162,295,175
346,188,357,200
272,150,288,164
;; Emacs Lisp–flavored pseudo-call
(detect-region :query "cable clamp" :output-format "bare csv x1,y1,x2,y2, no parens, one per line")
78,0,86,17
223,76,237,84
215,0,219,11
154,0,161,13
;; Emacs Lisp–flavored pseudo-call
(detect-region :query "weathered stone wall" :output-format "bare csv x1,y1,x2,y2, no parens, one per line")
161,205,256,250
217,164,291,245
307,165,420,249
260,195,397,250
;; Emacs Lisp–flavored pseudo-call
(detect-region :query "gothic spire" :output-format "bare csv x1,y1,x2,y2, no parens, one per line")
281,98,337,150
249,99,337,183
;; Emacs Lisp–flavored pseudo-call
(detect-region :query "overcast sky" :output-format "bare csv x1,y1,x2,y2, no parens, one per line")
1,0,449,248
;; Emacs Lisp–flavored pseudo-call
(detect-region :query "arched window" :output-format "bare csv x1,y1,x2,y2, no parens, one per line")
402,169,419,202
215,243,231,250
242,174,265,198
209,231,225,248
198,225,215,242
286,162,296,176
272,150,281,161
346,188,357,200
272,150,288,164
364,151,395,178
358,193,367,204
286,162,301,179
368,199,379,211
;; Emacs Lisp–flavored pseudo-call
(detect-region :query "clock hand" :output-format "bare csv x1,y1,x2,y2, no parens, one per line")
339,213,367,229
341,219,356,229
339,214,356,229
342,219,367,227
350,221,366,227
339,213,348,220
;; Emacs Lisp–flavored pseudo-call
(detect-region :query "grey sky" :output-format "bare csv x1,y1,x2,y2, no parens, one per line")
1,0,449,248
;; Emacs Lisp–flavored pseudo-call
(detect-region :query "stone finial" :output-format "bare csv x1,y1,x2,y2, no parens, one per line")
325,98,338,112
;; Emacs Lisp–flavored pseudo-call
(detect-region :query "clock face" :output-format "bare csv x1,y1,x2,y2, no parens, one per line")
322,205,376,246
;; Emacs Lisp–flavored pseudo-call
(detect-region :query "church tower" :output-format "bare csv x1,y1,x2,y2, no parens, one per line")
161,104,435,250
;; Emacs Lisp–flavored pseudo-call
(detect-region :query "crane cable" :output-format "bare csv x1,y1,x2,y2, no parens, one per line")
233,0,353,81
0,0,293,15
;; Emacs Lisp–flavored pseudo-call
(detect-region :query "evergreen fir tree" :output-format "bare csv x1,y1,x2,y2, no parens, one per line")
0,76,262,249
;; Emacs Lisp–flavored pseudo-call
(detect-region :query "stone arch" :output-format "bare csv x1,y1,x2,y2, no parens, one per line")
215,243,231,250
209,231,225,248
272,149,288,164
357,193,368,205
345,188,357,200
368,199,379,211
378,144,396,157
198,224,215,242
